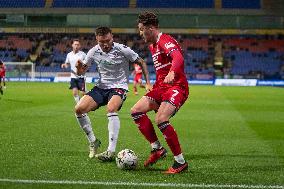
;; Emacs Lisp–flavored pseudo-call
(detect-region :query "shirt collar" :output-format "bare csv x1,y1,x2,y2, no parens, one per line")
156,32,163,43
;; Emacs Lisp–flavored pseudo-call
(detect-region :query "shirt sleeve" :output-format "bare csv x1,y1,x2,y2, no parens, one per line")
82,52,87,61
120,45,139,63
159,36,179,56
65,54,69,64
169,50,184,74
160,36,184,74
83,49,94,66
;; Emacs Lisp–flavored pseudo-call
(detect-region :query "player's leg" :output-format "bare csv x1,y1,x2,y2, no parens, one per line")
0,77,3,95
155,88,188,174
78,77,86,98
69,78,80,104
131,92,167,167
133,80,138,95
138,78,145,88
74,88,102,158
3,76,5,88
96,89,126,161
72,88,80,104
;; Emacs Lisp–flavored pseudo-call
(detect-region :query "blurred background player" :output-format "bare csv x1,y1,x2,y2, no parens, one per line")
131,12,189,174
61,39,86,104
75,27,151,160
133,63,145,95
0,60,6,95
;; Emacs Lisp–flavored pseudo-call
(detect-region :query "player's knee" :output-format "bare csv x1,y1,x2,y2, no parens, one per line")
130,106,140,114
107,106,117,113
155,114,169,125
75,105,84,115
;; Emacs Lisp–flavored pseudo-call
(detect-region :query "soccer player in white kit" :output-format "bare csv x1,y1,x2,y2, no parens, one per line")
75,27,151,160
61,39,86,104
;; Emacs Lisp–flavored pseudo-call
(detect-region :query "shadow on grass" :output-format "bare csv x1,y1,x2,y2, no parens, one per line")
5,98,33,104
46,150,87,157
188,154,284,160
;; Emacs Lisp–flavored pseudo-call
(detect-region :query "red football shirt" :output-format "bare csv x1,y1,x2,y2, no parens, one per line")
134,64,142,74
149,33,188,89
0,65,6,77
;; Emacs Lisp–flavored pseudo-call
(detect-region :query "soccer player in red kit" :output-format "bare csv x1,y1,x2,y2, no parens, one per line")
131,12,189,174
133,63,145,95
0,60,6,95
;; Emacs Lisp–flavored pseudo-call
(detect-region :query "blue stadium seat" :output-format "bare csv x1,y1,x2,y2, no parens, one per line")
0,0,45,8
137,0,214,8
225,51,282,75
52,0,129,8
222,0,260,9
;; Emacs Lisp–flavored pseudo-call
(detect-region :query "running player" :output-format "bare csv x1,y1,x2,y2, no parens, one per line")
0,60,6,95
61,39,86,104
133,63,145,95
131,12,189,174
75,27,151,160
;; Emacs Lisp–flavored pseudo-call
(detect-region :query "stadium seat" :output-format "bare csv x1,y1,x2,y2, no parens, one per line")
136,0,214,8
0,0,45,8
222,0,261,9
52,0,129,8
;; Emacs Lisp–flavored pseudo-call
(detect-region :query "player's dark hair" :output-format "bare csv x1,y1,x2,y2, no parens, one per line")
138,11,159,27
95,27,112,36
0,60,3,65
72,39,80,44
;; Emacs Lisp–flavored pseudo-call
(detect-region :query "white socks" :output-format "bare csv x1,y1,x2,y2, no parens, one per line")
107,112,120,153
76,114,96,144
174,153,185,164
74,95,80,104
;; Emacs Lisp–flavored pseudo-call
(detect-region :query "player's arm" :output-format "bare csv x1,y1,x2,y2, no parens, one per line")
133,57,152,91
76,49,94,75
160,37,184,83
61,54,70,69
120,44,152,90
75,60,88,75
164,50,184,84
61,63,70,69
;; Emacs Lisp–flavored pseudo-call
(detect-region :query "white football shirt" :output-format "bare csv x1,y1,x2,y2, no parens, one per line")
83,42,139,90
65,50,86,78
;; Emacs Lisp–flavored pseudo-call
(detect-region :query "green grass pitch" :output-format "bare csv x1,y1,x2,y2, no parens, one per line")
0,82,283,189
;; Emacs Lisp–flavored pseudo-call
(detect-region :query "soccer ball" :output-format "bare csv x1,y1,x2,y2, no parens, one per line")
116,149,138,170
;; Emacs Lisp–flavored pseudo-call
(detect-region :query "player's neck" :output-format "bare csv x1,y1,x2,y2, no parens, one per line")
73,50,79,54
153,30,161,44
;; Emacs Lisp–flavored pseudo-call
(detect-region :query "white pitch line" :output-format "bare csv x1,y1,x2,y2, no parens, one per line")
0,178,283,189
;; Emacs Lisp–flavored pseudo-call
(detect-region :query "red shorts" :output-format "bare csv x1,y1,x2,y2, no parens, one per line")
145,85,189,111
134,73,142,83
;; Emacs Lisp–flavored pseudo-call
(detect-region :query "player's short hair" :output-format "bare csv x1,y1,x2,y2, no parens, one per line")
0,60,3,65
72,39,80,44
95,27,112,36
138,11,159,27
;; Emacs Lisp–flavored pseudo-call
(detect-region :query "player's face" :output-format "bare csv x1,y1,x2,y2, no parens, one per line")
72,41,81,52
96,33,113,53
138,23,155,44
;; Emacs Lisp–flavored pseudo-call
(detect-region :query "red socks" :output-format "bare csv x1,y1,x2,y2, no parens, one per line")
131,112,158,144
158,121,181,156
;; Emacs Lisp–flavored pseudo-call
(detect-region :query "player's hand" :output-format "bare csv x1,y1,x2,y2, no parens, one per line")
61,63,67,69
145,83,153,92
164,71,175,84
76,60,87,75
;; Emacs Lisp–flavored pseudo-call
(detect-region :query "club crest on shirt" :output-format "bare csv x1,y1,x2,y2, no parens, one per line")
165,42,175,49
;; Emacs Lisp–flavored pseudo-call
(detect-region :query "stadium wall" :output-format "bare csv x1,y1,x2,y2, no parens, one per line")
1,14,283,30
6,77,284,87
